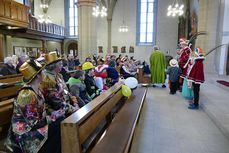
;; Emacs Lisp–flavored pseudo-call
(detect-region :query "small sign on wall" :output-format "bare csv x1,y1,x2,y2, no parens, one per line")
112,46,118,53
121,46,126,53
98,46,103,53
129,46,134,53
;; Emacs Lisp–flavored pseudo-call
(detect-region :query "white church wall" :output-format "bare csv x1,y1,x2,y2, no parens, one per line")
96,0,178,62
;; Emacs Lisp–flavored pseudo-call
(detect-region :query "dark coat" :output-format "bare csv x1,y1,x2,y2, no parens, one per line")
0,64,17,76
84,74,100,99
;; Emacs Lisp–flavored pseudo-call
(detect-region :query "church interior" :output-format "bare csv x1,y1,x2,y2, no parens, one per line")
0,0,229,153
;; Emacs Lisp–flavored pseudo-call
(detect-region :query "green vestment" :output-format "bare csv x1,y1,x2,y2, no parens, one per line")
149,50,166,84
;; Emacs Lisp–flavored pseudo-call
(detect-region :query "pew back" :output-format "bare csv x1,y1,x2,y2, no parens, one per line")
61,83,124,153
0,98,14,139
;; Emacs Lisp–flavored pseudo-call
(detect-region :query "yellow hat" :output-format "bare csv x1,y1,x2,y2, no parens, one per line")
19,59,44,83
82,62,95,70
45,51,62,65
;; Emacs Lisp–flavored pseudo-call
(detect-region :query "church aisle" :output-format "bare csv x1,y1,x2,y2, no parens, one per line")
130,87,229,153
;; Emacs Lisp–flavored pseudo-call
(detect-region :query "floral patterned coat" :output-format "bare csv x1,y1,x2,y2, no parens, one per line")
40,71,77,115
6,86,48,153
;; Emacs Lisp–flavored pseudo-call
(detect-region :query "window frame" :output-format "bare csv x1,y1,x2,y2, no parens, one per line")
65,0,78,38
136,0,157,46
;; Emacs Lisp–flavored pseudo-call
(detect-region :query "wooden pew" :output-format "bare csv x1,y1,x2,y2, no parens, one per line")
61,82,147,153
0,99,14,139
0,74,22,80
137,67,151,84
0,74,23,100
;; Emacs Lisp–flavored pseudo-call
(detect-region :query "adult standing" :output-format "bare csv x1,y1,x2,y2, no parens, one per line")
5,59,64,153
149,45,166,87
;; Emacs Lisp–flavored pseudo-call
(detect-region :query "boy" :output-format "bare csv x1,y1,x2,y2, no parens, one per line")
167,59,182,94
68,70,92,107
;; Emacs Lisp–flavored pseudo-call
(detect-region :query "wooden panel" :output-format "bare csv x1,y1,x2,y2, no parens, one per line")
61,123,81,153
0,0,4,16
11,2,17,19
0,74,22,80
79,90,123,143
17,5,23,20
0,34,3,62
22,7,28,22
4,0,11,18
0,86,20,99
0,76,23,84
0,98,13,124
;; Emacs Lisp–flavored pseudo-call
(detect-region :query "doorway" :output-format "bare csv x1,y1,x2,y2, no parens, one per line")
67,42,78,57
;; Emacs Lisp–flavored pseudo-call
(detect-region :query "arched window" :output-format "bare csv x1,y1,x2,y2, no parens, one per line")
137,0,157,45
68,0,78,37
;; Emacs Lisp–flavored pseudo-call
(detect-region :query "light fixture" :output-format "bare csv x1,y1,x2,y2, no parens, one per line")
38,14,52,24
119,0,128,32
92,1,107,18
167,0,184,17
40,4,48,9
37,0,52,23
119,25,128,32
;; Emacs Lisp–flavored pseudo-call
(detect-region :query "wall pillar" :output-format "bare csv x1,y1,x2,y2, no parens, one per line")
77,0,97,62
195,0,220,74
107,18,112,54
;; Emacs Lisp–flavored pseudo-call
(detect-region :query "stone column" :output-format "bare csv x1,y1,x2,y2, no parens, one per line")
107,18,112,54
195,0,220,74
77,0,97,62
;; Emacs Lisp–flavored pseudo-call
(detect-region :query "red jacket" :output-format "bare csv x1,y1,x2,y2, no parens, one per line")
179,46,191,78
187,57,205,84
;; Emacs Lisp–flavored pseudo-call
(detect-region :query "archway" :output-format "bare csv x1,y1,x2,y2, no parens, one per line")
67,42,78,57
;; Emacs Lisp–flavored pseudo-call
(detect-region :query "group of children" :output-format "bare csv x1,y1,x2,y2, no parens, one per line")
167,38,205,110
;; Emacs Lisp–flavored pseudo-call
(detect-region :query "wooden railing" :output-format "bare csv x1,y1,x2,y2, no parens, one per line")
0,0,29,28
28,15,65,36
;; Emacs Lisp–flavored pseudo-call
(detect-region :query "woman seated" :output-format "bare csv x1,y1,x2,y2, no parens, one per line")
0,57,17,76
120,60,137,79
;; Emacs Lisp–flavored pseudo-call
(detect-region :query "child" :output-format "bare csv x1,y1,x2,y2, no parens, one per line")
167,59,182,94
106,60,119,86
82,62,101,99
187,48,205,109
68,70,92,107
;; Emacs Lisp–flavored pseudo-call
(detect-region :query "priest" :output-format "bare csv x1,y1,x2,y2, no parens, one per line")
149,45,166,87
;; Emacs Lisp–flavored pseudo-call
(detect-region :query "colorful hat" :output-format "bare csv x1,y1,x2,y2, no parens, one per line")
169,59,178,67
195,47,204,56
82,62,95,70
45,51,62,65
19,59,44,83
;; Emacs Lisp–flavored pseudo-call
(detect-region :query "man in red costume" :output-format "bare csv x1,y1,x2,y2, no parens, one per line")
187,47,205,109
178,39,192,78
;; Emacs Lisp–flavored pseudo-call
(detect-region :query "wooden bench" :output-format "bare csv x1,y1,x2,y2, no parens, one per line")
0,74,22,80
61,82,147,153
0,74,23,101
0,99,14,140
137,67,151,84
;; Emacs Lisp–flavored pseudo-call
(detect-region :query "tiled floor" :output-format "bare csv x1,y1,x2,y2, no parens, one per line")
130,86,229,153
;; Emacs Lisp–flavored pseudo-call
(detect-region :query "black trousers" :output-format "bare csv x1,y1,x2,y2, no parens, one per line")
170,81,178,94
193,82,200,106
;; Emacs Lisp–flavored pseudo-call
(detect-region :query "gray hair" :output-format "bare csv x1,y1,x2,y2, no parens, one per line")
153,45,159,50
4,57,12,64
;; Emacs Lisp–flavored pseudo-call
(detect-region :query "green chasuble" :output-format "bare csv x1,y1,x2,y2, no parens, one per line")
149,50,166,84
